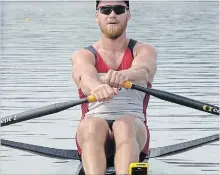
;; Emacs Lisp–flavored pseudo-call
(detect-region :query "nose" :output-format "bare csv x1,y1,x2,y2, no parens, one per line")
109,9,117,17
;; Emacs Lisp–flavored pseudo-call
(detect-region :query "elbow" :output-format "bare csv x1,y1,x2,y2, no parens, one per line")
73,74,94,96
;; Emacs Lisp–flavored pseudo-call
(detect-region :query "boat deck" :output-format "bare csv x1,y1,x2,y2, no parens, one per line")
55,158,194,175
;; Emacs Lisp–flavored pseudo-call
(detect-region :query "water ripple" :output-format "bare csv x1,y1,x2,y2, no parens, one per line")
1,1,219,175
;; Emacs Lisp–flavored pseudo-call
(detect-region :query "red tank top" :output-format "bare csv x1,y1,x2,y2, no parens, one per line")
78,39,151,121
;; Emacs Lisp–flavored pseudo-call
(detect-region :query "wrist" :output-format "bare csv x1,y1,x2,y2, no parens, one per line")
120,68,149,85
120,69,130,80
89,81,102,92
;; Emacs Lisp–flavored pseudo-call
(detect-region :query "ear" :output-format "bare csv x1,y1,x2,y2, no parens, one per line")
127,11,131,21
95,11,99,23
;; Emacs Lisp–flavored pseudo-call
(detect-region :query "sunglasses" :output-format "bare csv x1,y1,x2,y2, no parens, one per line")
97,5,129,15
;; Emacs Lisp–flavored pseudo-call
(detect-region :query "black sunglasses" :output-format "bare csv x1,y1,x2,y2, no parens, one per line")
97,5,129,15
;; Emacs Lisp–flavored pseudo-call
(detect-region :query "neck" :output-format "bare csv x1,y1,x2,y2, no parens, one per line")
100,31,128,52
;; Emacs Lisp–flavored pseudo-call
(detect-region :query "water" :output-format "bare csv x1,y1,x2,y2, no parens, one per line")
1,1,219,174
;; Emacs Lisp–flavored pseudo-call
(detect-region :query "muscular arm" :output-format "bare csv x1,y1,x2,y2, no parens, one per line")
120,43,157,85
71,49,102,96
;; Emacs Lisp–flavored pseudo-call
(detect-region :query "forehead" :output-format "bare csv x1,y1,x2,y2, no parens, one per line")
98,1,127,7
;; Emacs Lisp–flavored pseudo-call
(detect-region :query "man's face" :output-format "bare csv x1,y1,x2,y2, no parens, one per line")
96,1,130,39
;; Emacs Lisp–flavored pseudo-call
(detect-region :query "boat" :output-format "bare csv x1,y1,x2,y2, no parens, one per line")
1,133,218,174
1,81,219,174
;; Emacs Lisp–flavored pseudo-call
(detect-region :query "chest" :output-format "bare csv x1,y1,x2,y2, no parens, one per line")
98,50,127,70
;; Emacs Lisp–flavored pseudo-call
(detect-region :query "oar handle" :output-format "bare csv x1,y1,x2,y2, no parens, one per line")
87,83,132,102
87,95,97,102
123,81,133,89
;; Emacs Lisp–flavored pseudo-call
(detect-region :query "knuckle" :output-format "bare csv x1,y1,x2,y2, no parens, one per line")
100,77,104,82
105,77,110,83
110,80,114,85
111,90,114,95
108,69,113,74
104,84,109,88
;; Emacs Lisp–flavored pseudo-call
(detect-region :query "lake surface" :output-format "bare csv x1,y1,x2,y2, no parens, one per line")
1,1,219,174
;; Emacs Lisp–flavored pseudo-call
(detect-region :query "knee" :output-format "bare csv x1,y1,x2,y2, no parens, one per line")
112,119,135,139
77,118,109,142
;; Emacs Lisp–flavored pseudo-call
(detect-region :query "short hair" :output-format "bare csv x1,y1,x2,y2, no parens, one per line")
96,1,129,9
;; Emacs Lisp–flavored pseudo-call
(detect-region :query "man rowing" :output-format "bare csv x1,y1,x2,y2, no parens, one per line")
71,0,157,174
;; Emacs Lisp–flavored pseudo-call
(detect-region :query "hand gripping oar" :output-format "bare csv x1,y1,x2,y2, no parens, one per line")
122,81,219,116
1,95,97,127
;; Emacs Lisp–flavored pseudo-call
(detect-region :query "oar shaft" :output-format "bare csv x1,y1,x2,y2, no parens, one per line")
132,84,219,115
1,98,88,127
1,95,97,127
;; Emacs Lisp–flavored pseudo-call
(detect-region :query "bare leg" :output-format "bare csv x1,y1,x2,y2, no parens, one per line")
112,116,147,175
76,117,110,175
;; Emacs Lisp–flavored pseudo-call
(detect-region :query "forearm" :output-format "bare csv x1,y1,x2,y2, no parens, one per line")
78,73,102,96
120,66,150,85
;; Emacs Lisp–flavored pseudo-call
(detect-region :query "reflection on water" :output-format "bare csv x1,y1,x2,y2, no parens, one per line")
1,1,219,174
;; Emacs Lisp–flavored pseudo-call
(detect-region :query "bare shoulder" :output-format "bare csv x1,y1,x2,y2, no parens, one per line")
71,46,98,87
133,41,157,59
71,48,96,65
131,41,157,83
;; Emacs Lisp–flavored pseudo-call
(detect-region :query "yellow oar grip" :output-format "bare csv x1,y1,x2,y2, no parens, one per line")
87,81,132,102
87,95,97,102
122,81,133,89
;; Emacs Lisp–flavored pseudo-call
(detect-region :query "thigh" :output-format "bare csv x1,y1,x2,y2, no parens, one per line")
112,116,147,152
76,117,110,148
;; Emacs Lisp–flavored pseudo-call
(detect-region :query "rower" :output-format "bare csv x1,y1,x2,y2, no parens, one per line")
71,0,157,174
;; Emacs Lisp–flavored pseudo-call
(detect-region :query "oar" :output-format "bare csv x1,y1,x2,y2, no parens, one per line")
1,134,219,159
1,81,218,127
123,81,219,116
1,95,96,127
